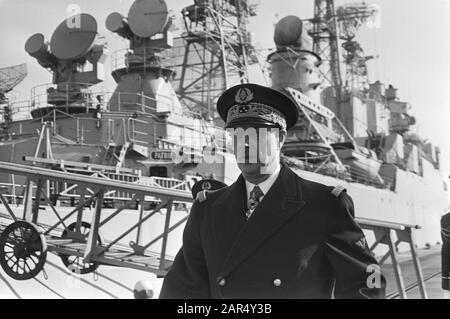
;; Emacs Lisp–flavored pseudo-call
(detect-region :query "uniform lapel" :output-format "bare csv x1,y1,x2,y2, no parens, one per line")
219,165,306,278
211,175,248,252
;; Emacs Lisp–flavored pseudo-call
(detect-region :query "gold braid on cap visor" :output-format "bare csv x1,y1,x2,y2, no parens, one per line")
226,102,287,130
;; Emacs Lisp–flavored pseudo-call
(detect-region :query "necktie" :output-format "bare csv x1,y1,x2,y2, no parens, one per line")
246,185,264,219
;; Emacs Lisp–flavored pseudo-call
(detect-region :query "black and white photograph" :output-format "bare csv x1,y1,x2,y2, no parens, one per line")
0,0,449,302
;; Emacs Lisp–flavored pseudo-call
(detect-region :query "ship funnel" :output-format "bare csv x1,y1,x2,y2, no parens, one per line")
268,15,321,102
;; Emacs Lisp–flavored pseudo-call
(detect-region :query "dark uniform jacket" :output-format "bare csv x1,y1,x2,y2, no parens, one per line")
160,164,386,299
442,213,450,290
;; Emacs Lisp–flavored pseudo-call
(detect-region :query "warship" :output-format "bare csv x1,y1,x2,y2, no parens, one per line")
0,0,448,299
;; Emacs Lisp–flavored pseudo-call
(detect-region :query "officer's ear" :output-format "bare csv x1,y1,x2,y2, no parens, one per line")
279,129,287,148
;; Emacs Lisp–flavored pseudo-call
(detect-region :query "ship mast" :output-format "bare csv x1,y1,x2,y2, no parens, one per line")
308,0,343,97
173,0,259,120
306,0,378,119
336,3,379,93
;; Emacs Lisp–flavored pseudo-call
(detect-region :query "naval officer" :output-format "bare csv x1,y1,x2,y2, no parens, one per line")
160,83,386,299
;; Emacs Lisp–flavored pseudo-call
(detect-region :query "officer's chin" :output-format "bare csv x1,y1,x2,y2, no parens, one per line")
238,161,262,167
237,160,266,174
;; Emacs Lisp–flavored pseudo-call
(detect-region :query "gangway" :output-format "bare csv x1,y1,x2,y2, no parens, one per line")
0,161,193,280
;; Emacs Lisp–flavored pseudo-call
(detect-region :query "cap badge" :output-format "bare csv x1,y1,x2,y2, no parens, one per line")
235,87,254,104
202,181,212,190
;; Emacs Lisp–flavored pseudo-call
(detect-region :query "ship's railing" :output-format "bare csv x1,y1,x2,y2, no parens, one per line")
152,136,210,162
0,106,106,145
26,82,202,121
108,91,157,113
16,155,194,203
0,172,192,204
2,103,209,150
107,90,202,120
0,177,138,204
136,176,190,191
127,117,151,145
10,101,32,120
0,181,24,204
59,171,140,201
25,83,185,116
30,83,111,111
111,48,176,72
51,113,108,145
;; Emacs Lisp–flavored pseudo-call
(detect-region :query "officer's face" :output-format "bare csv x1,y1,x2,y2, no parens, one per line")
229,125,286,176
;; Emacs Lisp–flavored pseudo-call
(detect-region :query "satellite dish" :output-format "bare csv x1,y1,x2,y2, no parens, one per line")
274,15,303,47
128,0,169,38
50,13,98,60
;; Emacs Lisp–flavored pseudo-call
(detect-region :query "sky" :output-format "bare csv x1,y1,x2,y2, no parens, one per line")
1,0,450,191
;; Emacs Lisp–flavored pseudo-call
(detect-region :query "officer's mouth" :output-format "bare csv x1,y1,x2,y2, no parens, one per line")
234,147,265,165
237,157,263,165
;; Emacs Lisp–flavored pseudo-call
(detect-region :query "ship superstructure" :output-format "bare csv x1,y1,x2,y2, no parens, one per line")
266,4,447,249
0,3,240,197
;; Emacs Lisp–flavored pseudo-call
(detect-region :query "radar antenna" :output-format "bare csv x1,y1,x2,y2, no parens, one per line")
0,63,27,124
0,64,27,101
25,13,107,118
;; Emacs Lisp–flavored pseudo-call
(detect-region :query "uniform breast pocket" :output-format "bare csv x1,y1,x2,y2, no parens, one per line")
295,244,320,278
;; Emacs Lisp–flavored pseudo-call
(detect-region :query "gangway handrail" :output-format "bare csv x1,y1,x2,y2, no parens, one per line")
23,156,136,174
356,216,427,299
356,216,422,231
0,161,193,202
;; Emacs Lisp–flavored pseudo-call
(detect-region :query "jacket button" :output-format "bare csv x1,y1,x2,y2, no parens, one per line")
273,278,282,287
218,278,226,286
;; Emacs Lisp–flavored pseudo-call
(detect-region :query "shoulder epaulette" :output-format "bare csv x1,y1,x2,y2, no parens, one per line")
331,185,346,197
196,190,208,203
195,189,224,203
191,179,227,201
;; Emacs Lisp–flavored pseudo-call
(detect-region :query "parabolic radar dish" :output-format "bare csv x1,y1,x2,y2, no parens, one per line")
50,13,98,60
128,0,169,38
25,33,47,57
0,64,27,94
274,15,303,47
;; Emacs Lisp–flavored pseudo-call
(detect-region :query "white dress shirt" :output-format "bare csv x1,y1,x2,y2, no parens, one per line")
245,164,281,205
